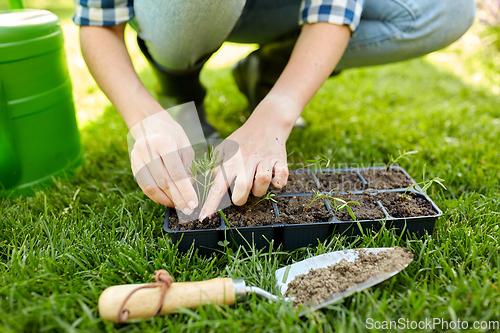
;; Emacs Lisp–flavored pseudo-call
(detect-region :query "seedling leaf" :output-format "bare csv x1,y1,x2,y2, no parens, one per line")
386,150,418,171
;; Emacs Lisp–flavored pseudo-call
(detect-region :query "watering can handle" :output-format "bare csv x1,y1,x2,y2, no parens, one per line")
8,0,24,10
98,278,236,322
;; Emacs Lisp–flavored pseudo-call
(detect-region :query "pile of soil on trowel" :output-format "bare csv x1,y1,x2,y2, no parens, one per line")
286,247,413,310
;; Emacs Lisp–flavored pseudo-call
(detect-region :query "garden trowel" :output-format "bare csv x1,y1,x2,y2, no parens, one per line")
98,247,412,322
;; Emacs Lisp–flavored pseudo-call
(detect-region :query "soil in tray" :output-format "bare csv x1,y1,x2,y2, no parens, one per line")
376,191,436,217
286,247,413,310
315,171,365,192
360,168,413,189
168,208,221,231
330,192,385,221
223,196,276,227
275,196,332,225
272,171,317,194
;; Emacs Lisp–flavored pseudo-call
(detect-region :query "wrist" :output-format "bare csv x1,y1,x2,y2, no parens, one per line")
120,93,166,130
248,93,303,133
128,107,177,141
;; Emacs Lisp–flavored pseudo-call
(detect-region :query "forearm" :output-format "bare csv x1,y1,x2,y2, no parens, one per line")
80,24,164,129
250,23,351,131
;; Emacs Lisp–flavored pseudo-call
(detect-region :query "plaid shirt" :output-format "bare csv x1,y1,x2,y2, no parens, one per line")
73,0,364,33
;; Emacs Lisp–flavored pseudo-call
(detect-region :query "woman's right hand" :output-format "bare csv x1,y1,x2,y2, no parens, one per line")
129,111,198,215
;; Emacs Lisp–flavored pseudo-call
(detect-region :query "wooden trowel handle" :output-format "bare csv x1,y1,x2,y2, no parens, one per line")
98,278,235,322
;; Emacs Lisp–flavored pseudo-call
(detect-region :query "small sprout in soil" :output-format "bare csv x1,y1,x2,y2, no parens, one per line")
386,150,418,172
334,198,360,221
306,153,335,174
306,191,360,221
189,146,223,204
248,191,277,212
401,165,447,200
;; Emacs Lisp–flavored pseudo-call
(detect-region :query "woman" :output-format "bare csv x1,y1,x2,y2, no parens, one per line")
73,0,475,220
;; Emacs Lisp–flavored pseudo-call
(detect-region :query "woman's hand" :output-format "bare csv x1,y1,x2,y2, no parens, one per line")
129,111,198,215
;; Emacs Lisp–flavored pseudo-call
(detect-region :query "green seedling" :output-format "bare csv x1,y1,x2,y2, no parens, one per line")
306,191,360,221
306,153,335,174
253,191,277,207
401,164,447,200
247,191,277,212
189,147,223,205
386,150,418,172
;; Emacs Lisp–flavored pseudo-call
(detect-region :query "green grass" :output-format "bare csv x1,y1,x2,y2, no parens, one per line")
1,1,500,332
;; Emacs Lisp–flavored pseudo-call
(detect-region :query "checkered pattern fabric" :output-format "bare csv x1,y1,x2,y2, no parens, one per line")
73,0,134,26
300,0,365,33
73,0,364,33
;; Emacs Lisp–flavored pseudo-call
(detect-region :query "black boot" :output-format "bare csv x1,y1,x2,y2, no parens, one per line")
137,37,219,139
232,34,342,128
232,37,297,111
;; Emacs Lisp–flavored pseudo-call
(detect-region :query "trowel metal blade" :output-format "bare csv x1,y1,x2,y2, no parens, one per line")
274,247,411,312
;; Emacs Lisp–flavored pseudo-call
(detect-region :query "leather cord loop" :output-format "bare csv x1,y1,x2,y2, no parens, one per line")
117,269,174,323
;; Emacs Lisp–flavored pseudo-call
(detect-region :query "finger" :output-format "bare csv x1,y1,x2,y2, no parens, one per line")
132,139,181,206
141,152,192,215
232,167,254,206
199,170,232,220
132,161,174,207
132,148,176,204
159,149,199,211
144,154,172,198
252,161,273,197
271,160,289,189
180,145,196,186
139,184,174,207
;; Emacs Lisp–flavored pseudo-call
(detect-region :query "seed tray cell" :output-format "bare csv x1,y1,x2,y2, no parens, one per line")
222,200,281,250
163,209,225,255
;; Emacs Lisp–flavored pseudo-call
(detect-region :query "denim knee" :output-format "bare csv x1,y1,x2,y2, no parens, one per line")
431,0,476,48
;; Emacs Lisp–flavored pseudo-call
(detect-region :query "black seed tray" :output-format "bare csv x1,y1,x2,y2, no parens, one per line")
163,167,442,253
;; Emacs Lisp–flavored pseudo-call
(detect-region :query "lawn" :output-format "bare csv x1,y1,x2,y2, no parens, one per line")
1,1,500,332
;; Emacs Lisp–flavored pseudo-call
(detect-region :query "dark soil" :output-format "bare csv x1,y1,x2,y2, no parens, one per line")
168,208,222,231
286,247,413,310
316,172,365,192
273,171,317,194
275,196,332,225
330,192,385,221
223,196,276,227
377,191,436,218
360,169,414,189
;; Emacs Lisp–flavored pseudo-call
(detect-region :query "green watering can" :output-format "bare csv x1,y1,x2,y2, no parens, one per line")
0,0,83,197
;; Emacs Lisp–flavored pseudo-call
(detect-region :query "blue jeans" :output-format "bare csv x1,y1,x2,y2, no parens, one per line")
134,0,475,71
